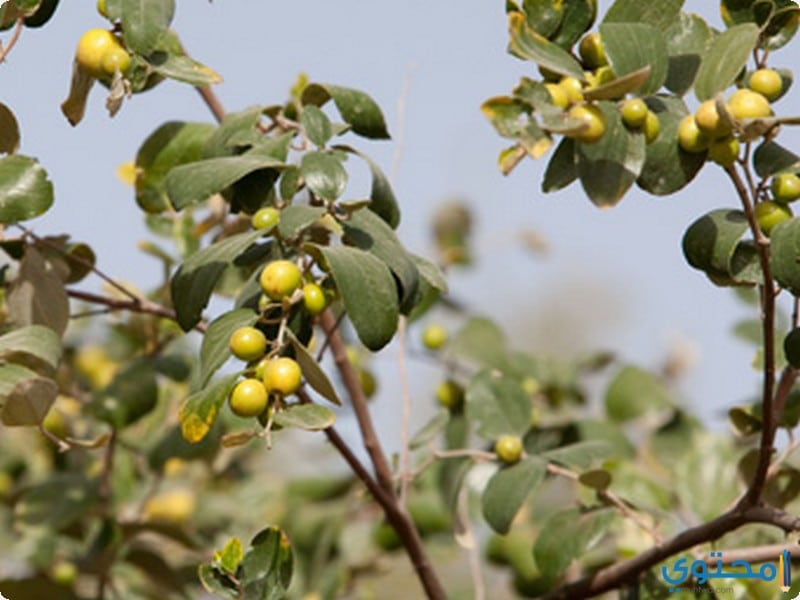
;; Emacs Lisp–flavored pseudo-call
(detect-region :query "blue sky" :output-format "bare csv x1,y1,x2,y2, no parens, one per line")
2,1,799,435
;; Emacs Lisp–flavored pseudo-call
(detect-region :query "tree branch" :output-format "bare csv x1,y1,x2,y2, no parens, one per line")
0,17,24,64
543,506,800,599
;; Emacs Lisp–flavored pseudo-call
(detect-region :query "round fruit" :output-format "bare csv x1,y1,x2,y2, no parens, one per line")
302,283,327,315
748,68,783,102
771,172,800,204
708,135,740,167
229,378,269,417
252,207,280,231
421,324,448,350
51,560,78,585
495,434,524,464
259,260,303,301
544,83,569,109
694,100,731,138
262,357,303,396
620,98,648,129
435,380,464,410
359,368,377,398
643,110,660,144
76,29,129,79
755,200,793,236
677,115,710,153
727,88,772,121
568,103,606,144
578,32,607,69
229,326,268,361
558,76,584,105
143,488,196,524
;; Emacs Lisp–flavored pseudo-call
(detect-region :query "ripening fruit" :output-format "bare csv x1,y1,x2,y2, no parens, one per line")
620,98,648,129
558,76,584,105
51,560,78,586
748,68,783,102
588,65,615,88
568,103,606,144
143,488,196,524
494,434,524,465
771,173,800,204
755,200,793,236
579,32,607,69
694,100,731,138
708,135,740,167
229,378,269,417
76,29,130,79
252,207,280,231
545,83,569,109
677,115,710,153
229,326,268,361
421,324,448,350
435,380,464,410
727,88,772,121
302,282,327,315
259,260,303,300
643,110,660,144
262,357,303,396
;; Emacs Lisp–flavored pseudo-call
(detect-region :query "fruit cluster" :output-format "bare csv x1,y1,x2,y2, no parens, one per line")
542,32,660,146
226,208,333,419
75,28,130,81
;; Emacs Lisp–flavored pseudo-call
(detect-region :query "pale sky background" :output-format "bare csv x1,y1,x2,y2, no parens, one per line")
2,1,800,445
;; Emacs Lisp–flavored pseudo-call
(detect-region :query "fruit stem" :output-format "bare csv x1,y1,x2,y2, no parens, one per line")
0,16,24,64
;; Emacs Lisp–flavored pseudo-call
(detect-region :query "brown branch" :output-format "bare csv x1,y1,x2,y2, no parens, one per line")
0,17,24,64
726,164,777,508
700,543,800,566
543,506,800,600
66,288,206,333
196,86,225,123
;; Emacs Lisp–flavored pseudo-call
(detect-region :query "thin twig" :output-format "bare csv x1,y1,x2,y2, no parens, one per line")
0,17,24,64
196,86,226,123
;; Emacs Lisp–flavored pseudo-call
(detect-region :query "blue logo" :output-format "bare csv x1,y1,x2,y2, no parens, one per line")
662,549,792,593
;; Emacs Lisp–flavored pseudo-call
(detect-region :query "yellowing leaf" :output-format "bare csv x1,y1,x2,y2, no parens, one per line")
116,160,138,186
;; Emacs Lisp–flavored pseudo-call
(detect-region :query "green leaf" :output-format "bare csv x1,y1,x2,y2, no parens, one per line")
681,208,750,283
202,106,265,159
198,564,239,599
0,365,58,426
300,105,333,148
300,151,347,202
605,365,672,422
533,507,615,577
637,95,705,194
664,12,713,95
273,404,335,431
785,328,800,369
16,474,98,530
542,136,577,192
180,373,239,444
306,244,399,351
166,154,286,210
301,84,390,140
239,526,293,599
22,0,59,28
409,409,449,450
481,458,546,534
465,369,531,440
760,3,800,51
543,440,614,471
521,0,564,38
0,103,20,154
275,205,326,240
342,209,419,309
579,469,612,490
121,0,175,55
448,317,509,371
721,0,756,26
171,229,265,331
576,102,646,207
693,24,761,101
602,0,683,31
0,324,61,370
148,53,222,87
7,247,69,336
754,140,800,178
674,434,739,520
770,218,800,296
135,121,216,213
599,23,668,95
200,309,258,388
507,11,584,79
213,537,244,575
334,145,400,228
287,331,341,406
551,0,597,48
0,155,54,223
90,360,158,428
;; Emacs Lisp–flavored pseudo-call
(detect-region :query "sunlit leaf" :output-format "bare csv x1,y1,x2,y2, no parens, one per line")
180,373,239,444
482,458,546,534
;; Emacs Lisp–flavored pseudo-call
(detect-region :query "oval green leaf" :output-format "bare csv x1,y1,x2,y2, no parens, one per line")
465,369,531,440
273,404,335,431
0,103,20,154
0,155,54,223
121,0,175,55
507,11,584,79
693,23,760,101
599,22,668,95
770,217,800,296
481,458,546,534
